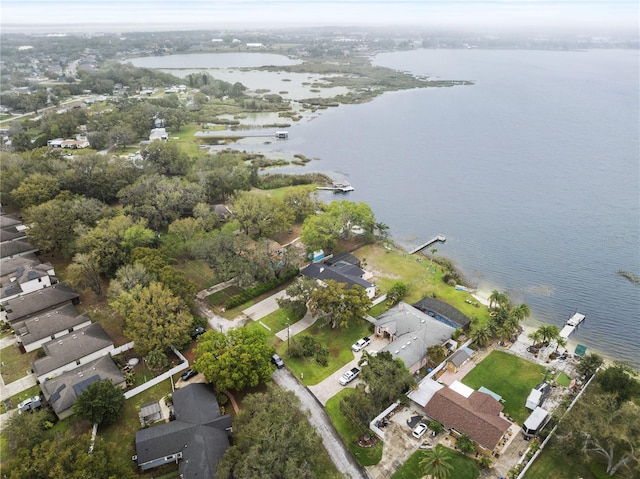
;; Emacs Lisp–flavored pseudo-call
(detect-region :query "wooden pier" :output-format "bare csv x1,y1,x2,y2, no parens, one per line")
409,234,447,255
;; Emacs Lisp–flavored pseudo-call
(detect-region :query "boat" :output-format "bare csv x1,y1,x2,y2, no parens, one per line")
559,312,585,339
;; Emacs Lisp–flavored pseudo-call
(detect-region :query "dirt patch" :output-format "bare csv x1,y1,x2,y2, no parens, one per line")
357,433,379,448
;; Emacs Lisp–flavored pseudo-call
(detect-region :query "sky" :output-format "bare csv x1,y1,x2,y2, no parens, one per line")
1,0,638,34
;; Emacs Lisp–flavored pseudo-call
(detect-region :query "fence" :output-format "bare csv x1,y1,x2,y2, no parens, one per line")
123,346,189,399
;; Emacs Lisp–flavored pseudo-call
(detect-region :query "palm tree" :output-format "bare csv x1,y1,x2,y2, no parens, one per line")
488,290,510,310
420,445,453,479
374,222,389,240
471,325,492,348
429,248,438,266
554,336,567,352
528,329,544,347
539,325,561,344
576,352,604,377
510,303,531,322
477,455,493,470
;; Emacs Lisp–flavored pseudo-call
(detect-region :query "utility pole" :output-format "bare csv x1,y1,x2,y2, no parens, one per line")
287,319,290,354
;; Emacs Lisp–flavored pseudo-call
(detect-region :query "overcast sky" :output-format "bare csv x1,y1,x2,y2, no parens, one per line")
2,1,638,34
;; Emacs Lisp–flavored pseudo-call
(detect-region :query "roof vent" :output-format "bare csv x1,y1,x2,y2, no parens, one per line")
72,335,77,339
58,340,63,345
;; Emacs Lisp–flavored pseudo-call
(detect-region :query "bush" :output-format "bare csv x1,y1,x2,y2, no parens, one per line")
315,345,329,366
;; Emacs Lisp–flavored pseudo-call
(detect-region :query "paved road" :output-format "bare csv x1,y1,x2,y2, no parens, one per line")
242,290,288,320
272,368,368,479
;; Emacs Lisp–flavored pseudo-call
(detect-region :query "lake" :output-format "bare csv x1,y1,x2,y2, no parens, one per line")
134,50,640,366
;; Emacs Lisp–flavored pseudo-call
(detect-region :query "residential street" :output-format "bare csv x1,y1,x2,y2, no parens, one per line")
272,368,368,479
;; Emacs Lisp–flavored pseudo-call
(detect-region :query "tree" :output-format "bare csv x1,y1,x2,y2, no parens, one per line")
598,361,640,404
168,217,204,242
108,262,156,300
339,384,378,434
359,350,416,410
23,198,79,256
419,444,454,479
282,186,318,222
75,214,136,277
11,172,60,208
215,386,339,479
301,211,341,253
307,279,372,329
426,344,447,369
3,431,136,479
429,420,445,435
232,191,293,238
576,352,604,378
555,388,640,476
386,281,408,307
191,230,253,284
145,349,169,371
194,328,274,391
110,124,136,149
3,408,51,451
276,276,317,319
66,252,103,297
117,174,205,231
120,281,193,356
73,379,125,425
470,325,492,348
141,140,191,176
488,290,510,310
456,433,475,454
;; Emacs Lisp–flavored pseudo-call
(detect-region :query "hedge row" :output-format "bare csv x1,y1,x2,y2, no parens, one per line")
224,269,300,310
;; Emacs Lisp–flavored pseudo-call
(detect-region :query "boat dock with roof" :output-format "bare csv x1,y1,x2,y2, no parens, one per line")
316,181,354,193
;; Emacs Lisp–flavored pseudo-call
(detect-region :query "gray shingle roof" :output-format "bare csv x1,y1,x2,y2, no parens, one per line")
135,383,231,478
375,302,456,370
301,262,373,291
0,240,39,261
14,303,90,347
2,283,79,323
32,323,114,377
40,355,125,417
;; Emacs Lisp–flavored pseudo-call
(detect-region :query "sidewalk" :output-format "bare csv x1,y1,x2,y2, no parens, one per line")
242,290,288,321
1,374,37,402
274,312,318,341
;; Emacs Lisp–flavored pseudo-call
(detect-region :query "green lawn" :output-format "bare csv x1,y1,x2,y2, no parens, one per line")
461,350,546,424
277,319,373,386
356,245,490,327
390,446,479,479
244,307,300,348
555,372,571,387
325,389,383,466
523,446,619,479
0,345,38,384
174,258,217,291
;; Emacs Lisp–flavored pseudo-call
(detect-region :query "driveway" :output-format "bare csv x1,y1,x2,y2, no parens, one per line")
242,290,288,321
272,368,367,479
308,337,387,406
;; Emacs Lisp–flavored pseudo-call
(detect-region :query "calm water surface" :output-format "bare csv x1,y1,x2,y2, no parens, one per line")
138,49,640,365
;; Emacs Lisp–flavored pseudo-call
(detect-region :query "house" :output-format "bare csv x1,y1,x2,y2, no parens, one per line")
210,204,232,221
412,297,472,330
134,383,232,478
0,240,39,262
0,214,23,230
446,347,474,373
373,302,456,374
0,260,56,301
422,381,512,456
0,227,27,243
13,303,92,353
301,261,376,299
32,323,114,383
1,283,80,324
40,355,125,419
149,128,168,142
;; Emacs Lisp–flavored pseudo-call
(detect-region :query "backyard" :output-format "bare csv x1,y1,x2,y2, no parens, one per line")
461,350,547,424
390,446,480,479
325,389,383,466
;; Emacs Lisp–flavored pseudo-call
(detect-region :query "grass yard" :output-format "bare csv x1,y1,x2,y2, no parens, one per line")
523,446,618,479
390,446,479,479
174,258,217,291
325,389,383,466
555,372,571,387
461,350,546,424
244,307,301,348
100,380,174,478
277,319,373,386
355,245,491,327
0,345,38,384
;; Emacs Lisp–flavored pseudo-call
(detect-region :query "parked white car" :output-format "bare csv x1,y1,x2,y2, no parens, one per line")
412,423,428,439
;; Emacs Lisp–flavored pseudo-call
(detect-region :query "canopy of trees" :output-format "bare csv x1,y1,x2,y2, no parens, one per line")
194,328,274,391
215,386,340,479
73,378,125,425
307,279,372,329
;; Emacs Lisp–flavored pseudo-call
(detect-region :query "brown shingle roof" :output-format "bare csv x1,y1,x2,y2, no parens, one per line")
424,387,511,450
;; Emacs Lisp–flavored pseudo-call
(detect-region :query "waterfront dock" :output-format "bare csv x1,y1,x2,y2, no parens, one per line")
409,234,447,254
316,181,354,193
560,312,586,339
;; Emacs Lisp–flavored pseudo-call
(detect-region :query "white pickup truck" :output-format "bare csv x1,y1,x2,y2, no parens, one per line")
339,367,360,386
